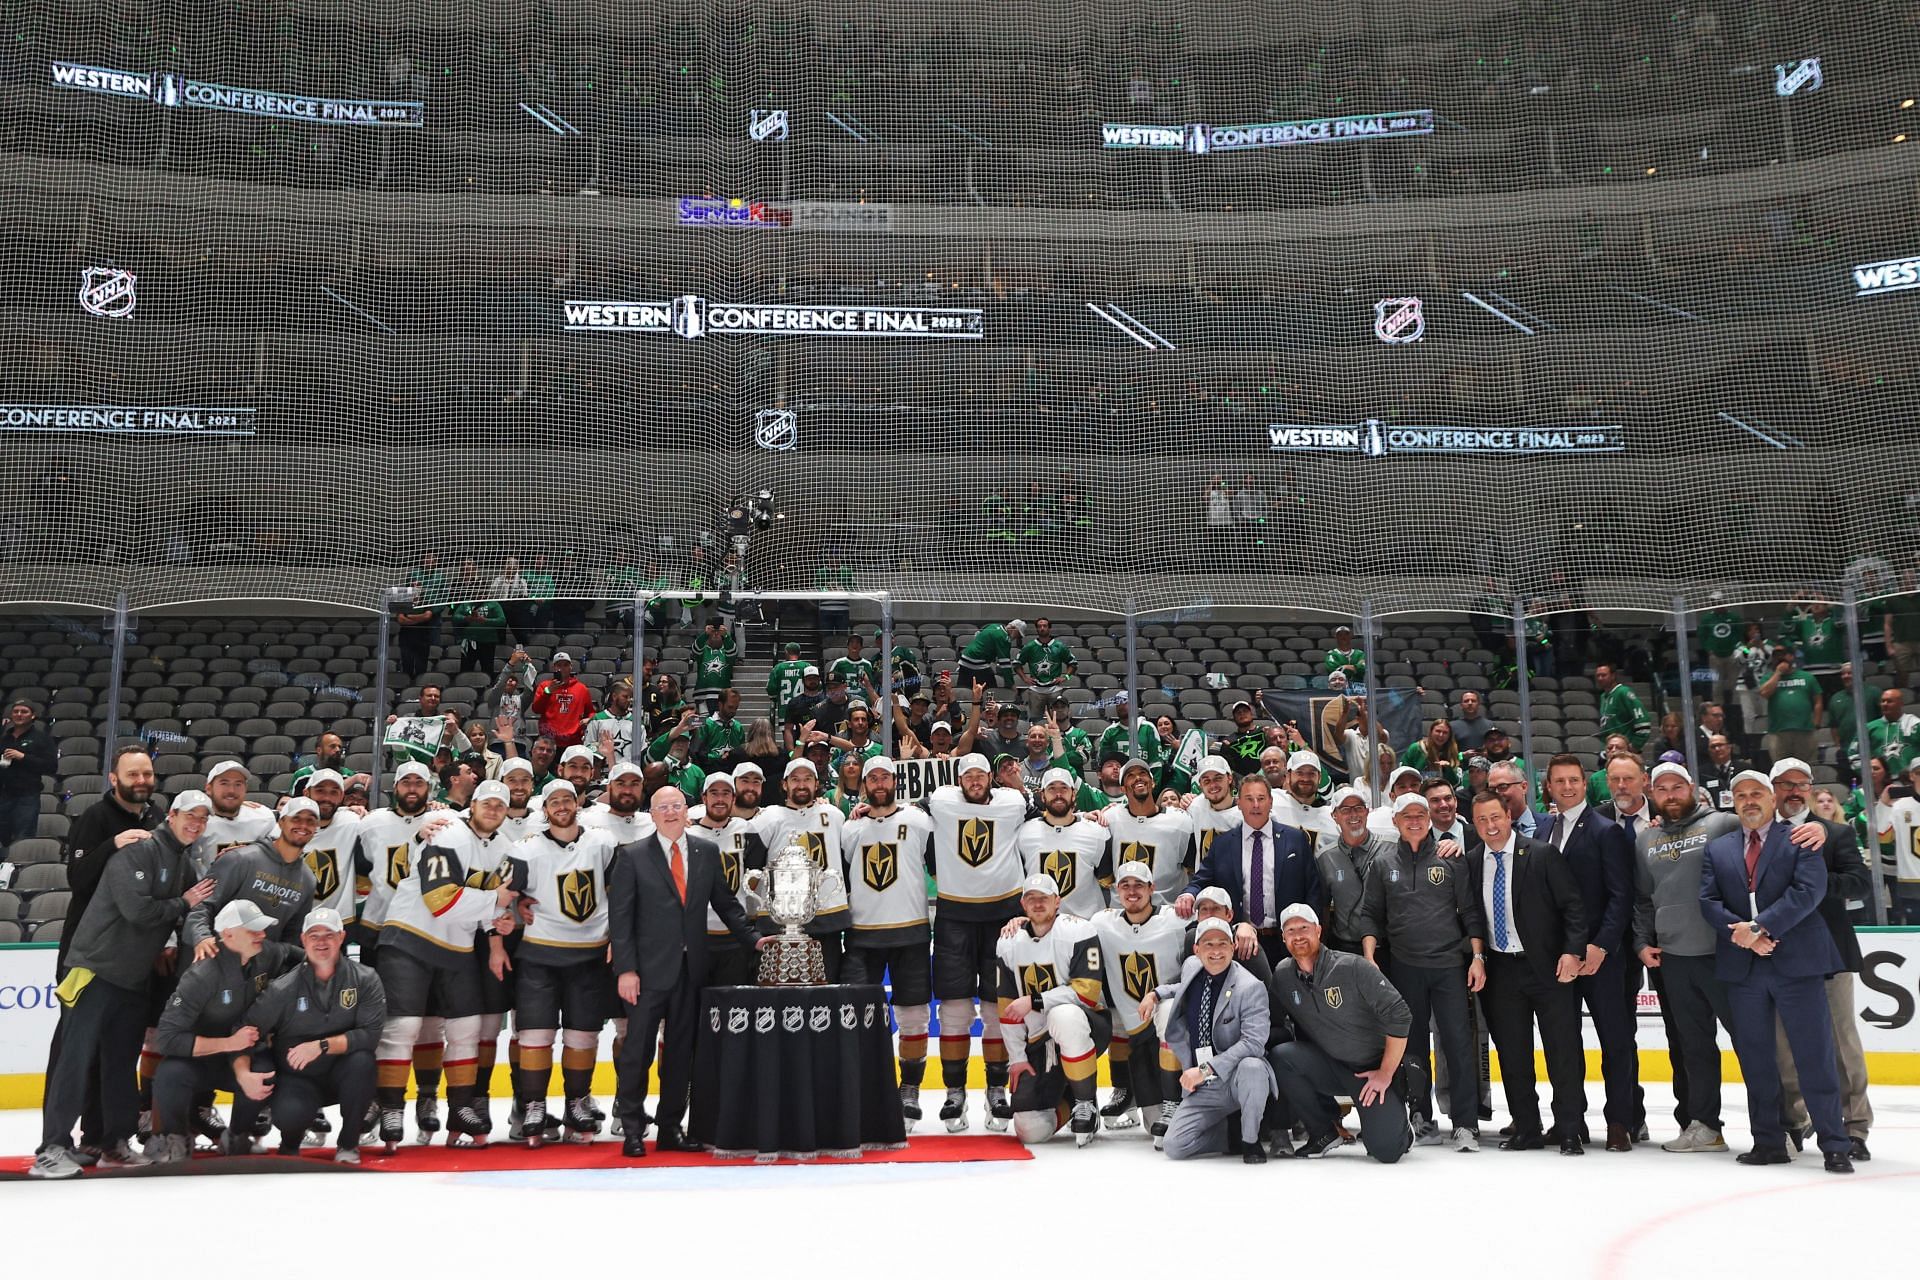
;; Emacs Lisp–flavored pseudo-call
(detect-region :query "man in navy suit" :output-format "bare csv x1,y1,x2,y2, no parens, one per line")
1701,770,1852,1173
1538,753,1640,1151
1174,775,1321,964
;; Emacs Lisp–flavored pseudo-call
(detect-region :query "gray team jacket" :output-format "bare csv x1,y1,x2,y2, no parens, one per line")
1269,947,1411,1073
64,825,198,991
1632,806,1739,958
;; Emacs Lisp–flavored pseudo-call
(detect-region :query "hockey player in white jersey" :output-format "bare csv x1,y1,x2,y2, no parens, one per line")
841,757,936,1120
498,779,619,1145
1188,756,1243,866
691,772,768,987
372,778,518,1150
755,759,851,972
996,874,1109,1147
496,757,539,841
294,770,362,921
1016,769,1112,920
1093,861,1191,1144
582,760,655,846
927,753,1029,1131
1102,758,1197,902
190,760,276,875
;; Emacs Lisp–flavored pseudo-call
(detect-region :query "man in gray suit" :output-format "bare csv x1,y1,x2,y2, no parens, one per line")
609,787,765,1157
1140,918,1275,1163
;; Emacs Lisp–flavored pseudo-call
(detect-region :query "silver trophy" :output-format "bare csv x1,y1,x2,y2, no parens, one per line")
744,837,841,986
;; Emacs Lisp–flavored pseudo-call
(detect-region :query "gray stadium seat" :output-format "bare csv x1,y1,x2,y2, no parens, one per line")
14,863,69,894
8,838,63,865
0,921,22,943
0,890,21,922
30,919,63,942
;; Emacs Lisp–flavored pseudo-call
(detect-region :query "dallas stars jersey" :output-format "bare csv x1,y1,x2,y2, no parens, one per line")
506,827,619,965
190,802,277,878
379,818,511,967
767,658,811,709
1100,805,1196,902
994,915,1104,1063
692,816,767,939
582,804,655,848
1189,800,1241,868
829,655,876,694
842,806,935,945
584,710,633,761
1015,815,1112,919
756,802,851,934
926,785,1029,919
294,812,363,919
351,807,433,932
1092,906,1189,1035
696,633,739,690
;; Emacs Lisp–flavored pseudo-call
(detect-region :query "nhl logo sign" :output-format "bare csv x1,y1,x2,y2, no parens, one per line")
728,1007,750,1034
809,1005,831,1032
783,1005,804,1033
755,1006,776,1034
80,266,137,319
755,408,798,451
749,108,790,142
840,1003,856,1029
1373,296,1423,344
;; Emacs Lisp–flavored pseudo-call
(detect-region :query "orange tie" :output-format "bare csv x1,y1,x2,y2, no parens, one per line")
669,840,687,903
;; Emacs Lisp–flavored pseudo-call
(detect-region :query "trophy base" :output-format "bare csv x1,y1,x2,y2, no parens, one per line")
757,934,828,986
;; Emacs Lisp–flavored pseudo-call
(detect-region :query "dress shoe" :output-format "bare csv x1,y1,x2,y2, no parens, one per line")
1849,1137,1871,1161
653,1126,703,1153
1558,1134,1585,1156
1498,1130,1545,1152
1824,1152,1855,1175
1243,1145,1268,1165
1605,1124,1634,1152
621,1133,647,1158
1736,1146,1791,1166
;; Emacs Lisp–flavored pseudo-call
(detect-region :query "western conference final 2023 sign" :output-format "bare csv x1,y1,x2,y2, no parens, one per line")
563,296,985,339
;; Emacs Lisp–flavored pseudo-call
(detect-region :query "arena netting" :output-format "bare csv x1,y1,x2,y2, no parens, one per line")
0,1,1917,619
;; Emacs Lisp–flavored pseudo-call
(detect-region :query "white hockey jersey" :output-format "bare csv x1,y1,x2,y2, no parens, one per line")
295,811,363,918
378,817,511,967
994,914,1105,1062
509,827,620,965
1188,799,1241,867
756,802,850,933
1015,815,1112,920
1092,906,1190,1035
926,785,1029,918
352,807,434,931
692,815,766,938
190,802,277,877
842,806,935,944
1100,804,1196,902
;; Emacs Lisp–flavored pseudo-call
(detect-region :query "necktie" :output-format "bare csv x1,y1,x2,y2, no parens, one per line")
1249,828,1267,926
1622,813,1638,839
1744,830,1762,891
1196,975,1217,1049
669,840,687,903
1491,848,1511,952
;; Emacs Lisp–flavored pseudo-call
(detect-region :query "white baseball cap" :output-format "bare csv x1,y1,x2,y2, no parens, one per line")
552,651,574,664
803,665,821,677
1195,755,1233,780
302,907,346,934
1195,917,1233,942
1767,758,1813,783
215,900,274,933
498,758,534,778
280,797,319,819
1114,860,1153,885
1040,767,1077,790
394,761,433,784
783,758,818,779
956,753,991,777
1328,786,1369,809
1649,762,1693,787
1020,873,1060,897
170,789,212,814
732,762,764,781
930,720,954,734
1387,765,1421,788
606,760,644,783
303,768,345,790
1287,750,1321,772
1279,902,1320,928
561,745,596,765
1731,769,1774,791
1391,792,1431,815
862,756,897,777
1195,886,1233,909
472,780,510,806
206,760,247,782
702,771,734,793
540,779,578,802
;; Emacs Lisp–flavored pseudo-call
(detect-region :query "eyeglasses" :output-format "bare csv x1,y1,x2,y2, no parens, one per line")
1492,781,1525,791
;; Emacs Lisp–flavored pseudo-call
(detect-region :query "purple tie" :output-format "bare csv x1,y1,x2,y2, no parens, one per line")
1250,828,1267,926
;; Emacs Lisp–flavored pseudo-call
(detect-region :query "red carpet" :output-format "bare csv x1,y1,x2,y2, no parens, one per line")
0,1134,1031,1180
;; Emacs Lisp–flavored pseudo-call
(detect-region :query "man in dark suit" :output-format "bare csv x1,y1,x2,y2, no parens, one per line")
1465,790,1589,1154
1767,759,1873,1161
1173,775,1321,965
1538,753,1639,1151
609,786,765,1156
1701,771,1852,1173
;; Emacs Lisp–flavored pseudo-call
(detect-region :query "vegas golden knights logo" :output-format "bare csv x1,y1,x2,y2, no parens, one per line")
797,831,828,870
1041,849,1076,897
1020,963,1059,998
339,987,358,1010
718,844,742,892
385,843,411,889
1324,986,1343,1010
862,842,899,893
1197,828,1218,859
958,818,993,867
1121,952,1158,1003
557,869,598,923
1121,841,1155,870
1426,865,1447,886
305,849,340,903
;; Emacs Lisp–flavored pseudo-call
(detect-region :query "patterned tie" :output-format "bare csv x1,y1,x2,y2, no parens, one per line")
1249,828,1267,927
670,839,687,903
1744,829,1762,891
1492,847,1511,952
1196,975,1217,1049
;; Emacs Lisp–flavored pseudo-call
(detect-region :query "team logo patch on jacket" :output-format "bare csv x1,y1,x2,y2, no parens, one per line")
1427,865,1448,886
340,987,358,1010
1324,986,1343,1009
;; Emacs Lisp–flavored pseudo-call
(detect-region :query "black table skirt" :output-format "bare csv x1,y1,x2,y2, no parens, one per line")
690,984,907,1160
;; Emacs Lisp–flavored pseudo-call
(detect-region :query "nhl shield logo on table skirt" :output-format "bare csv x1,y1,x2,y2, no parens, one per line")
80,266,137,318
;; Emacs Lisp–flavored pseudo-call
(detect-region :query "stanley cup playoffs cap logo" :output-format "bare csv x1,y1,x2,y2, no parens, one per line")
671,293,706,339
